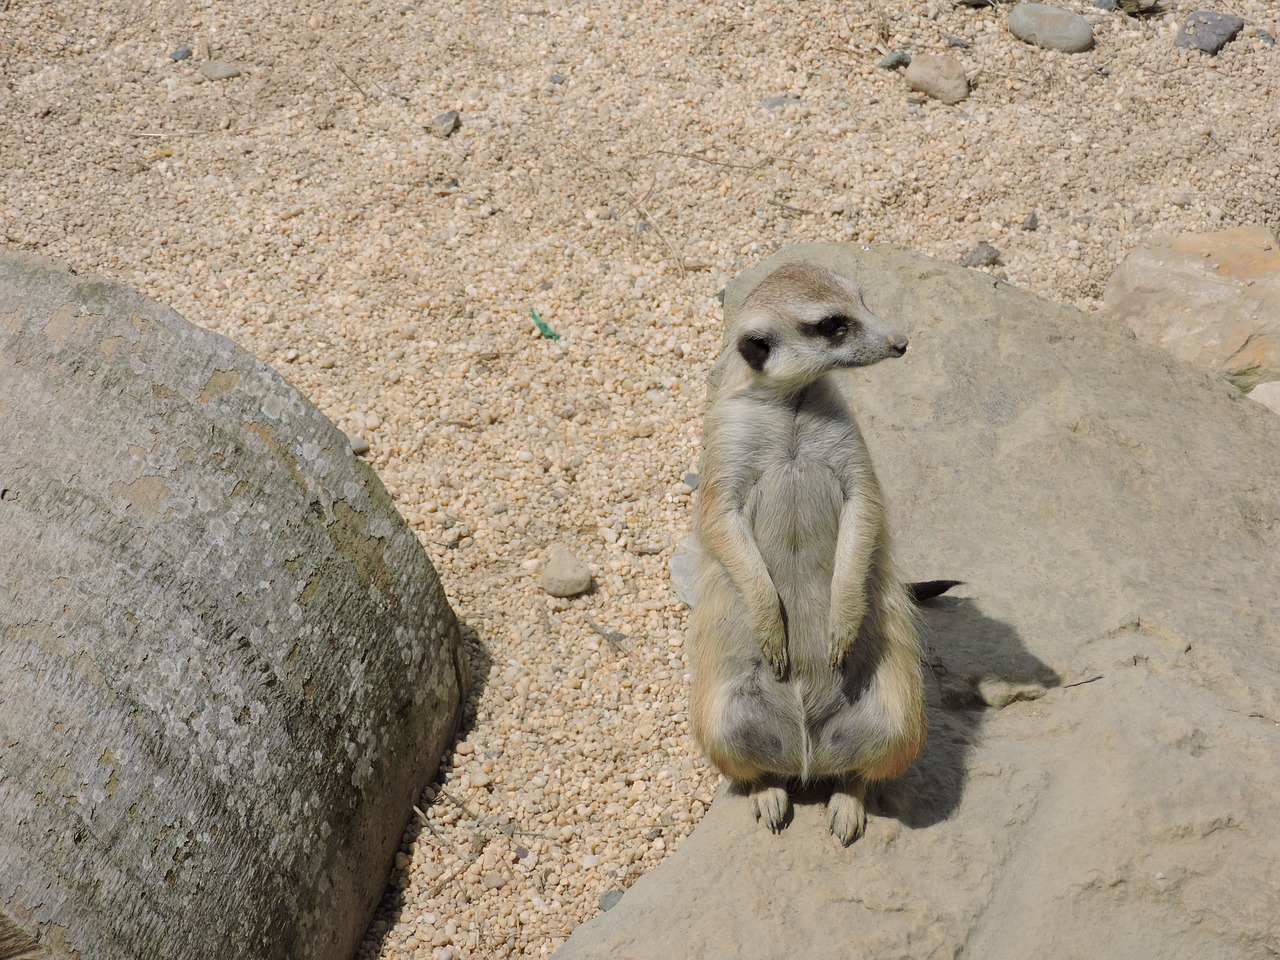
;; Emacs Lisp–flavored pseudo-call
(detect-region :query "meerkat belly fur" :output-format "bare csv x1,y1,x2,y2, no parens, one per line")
688,262,927,845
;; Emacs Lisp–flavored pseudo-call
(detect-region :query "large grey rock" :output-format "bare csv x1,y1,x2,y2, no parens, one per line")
557,243,1280,960
0,252,468,960
1102,225,1280,389
1008,3,1095,52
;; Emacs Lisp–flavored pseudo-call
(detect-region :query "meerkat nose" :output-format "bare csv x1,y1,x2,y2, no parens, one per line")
891,337,908,357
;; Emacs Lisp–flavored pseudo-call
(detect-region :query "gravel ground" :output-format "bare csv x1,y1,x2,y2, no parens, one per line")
3,1,1278,957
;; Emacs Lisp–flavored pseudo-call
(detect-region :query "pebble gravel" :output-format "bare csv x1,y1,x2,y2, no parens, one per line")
2,1,1278,957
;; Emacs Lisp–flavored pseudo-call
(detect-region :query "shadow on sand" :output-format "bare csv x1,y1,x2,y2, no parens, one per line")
357,616,494,956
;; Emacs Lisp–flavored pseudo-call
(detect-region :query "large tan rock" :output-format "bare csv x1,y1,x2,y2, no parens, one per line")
557,243,1280,960
1102,225,1280,388
0,251,468,960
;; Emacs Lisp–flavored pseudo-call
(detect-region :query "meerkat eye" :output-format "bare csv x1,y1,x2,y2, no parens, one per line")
812,314,850,339
738,334,772,372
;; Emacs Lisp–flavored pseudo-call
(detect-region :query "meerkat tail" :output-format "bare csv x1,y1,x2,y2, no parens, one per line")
906,580,963,604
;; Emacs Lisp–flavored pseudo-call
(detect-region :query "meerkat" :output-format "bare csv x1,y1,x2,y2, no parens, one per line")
688,261,927,846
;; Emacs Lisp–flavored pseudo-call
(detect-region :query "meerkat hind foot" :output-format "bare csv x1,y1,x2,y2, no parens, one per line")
750,783,790,834
827,780,868,846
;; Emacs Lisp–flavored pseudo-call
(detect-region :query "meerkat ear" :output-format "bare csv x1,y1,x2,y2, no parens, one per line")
738,334,772,373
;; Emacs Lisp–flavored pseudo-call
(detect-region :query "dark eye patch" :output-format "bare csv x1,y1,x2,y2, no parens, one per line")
738,334,772,372
811,314,850,339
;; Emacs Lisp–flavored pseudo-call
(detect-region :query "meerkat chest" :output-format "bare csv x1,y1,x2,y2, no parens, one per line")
745,402,861,475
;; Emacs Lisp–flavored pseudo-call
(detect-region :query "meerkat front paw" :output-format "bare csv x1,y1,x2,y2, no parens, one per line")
755,601,789,680
750,784,790,834
827,783,867,846
827,620,860,671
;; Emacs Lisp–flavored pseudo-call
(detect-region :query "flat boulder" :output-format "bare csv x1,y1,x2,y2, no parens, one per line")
1102,225,1280,388
557,243,1280,960
0,251,468,960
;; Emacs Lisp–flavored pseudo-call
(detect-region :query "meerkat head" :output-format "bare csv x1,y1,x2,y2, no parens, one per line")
730,262,908,391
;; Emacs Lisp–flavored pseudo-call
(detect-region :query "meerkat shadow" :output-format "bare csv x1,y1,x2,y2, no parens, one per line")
874,594,1061,831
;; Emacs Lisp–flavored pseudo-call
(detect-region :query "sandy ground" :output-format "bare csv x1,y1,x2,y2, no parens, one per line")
3,1,1278,956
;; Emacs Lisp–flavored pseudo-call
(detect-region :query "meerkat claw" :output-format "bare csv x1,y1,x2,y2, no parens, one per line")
751,785,790,834
827,785,868,846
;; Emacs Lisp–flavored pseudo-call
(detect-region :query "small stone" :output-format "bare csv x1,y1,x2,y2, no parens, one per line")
348,433,371,455
1260,30,1276,47
200,61,242,81
903,54,970,105
956,0,994,6
668,535,706,608
960,241,1002,268
978,678,1048,709
542,545,592,597
1093,0,1116,9
1022,212,1039,231
428,109,461,138
550,74,567,85
581,854,601,869
599,889,625,911
761,96,804,110
1008,4,1095,53
682,471,700,490
1247,382,1280,415
455,741,476,755
481,871,508,890
877,51,911,70
470,770,492,787
170,45,192,61
944,35,971,49
1175,11,1245,55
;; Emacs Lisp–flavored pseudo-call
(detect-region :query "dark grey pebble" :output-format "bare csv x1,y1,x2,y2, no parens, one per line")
170,44,192,61
761,96,804,109
716,288,726,305
1022,212,1039,231
944,35,971,48
1175,11,1245,54
550,74,567,84
428,109,461,138
682,472,700,490
599,890,625,912
960,241,1002,268
1259,30,1276,46
877,50,912,69
956,0,994,6
1093,0,1116,10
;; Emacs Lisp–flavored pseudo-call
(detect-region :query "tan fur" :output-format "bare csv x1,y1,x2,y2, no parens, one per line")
688,262,927,845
